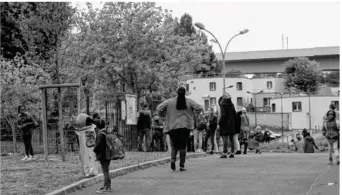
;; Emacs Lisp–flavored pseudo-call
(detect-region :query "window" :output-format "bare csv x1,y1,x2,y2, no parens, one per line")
272,103,276,112
204,100,210,111
331,101,339,111
237,82,242,91
210,97,217,107
186,84,189,92
237,97,243,106
292,102,302,112
267,81,273,89
263,98,271,106
209,82,216,91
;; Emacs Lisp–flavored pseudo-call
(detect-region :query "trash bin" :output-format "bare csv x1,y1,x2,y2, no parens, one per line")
75,113,100,177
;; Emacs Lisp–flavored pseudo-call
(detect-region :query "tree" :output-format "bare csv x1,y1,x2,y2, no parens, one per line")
284,57,322,94
320,71,340,86
227,68,243,77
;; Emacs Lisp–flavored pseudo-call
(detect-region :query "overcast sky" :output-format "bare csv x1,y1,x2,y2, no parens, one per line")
75,1,340,53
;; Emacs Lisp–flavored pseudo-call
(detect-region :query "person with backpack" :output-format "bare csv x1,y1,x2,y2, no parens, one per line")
17,105,38,161
194,111,207,152
93,120,125,193
137,104,152,152
303,132,319,153
322,110,340,165
204,107,218,154
157,87,203,171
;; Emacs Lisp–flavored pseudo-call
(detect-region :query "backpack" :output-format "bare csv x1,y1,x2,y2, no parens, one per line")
100,132,125,160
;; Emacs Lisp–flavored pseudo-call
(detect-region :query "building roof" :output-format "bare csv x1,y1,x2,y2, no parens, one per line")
216,46,340,61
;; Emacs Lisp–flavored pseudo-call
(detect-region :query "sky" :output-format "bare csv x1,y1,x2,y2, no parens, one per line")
74,1,340,53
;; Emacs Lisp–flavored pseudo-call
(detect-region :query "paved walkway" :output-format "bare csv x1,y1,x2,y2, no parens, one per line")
72,153,339,195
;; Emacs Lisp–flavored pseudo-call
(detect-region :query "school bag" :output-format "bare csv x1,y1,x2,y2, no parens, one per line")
100,131,125,160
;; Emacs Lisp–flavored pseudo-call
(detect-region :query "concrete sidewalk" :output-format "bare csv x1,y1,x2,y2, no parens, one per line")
71,153,339,195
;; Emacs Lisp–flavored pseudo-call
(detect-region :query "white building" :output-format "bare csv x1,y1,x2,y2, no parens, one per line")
270,95,339,130
185,75,285,111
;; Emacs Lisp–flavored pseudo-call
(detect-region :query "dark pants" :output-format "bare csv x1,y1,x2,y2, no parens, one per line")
168,128,190,168
138,129,148,151
222,135,234,154
187,134,194,152
100,160,111,188
204,129,216,152
151,131,164,151
23,132,34,156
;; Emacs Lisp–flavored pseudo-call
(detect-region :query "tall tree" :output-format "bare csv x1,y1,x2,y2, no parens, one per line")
284,57,322,94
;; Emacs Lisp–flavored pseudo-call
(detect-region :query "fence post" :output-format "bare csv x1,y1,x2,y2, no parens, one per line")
41,88,49,161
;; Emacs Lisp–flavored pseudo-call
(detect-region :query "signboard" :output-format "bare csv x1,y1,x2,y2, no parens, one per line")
125,94,137,125
121,100,126,120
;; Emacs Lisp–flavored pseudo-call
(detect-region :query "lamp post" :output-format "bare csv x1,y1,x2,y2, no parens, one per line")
247,90,264,127
195,22,249,95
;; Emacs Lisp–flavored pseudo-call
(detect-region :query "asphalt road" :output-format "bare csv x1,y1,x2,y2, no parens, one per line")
71,153,339,195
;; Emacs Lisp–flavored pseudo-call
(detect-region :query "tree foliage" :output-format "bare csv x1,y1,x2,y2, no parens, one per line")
283,57,322,94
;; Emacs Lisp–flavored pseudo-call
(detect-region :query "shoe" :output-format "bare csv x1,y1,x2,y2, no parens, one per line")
171,162,176,171
220,154,227,158
21,156,28,161
235,151,242,155
180,167,186,171
337,161,340,165
27,156,33,161
243,151,247,155
229,154,235,158
329,157,333,165
96,187,111,194
209,151,214,155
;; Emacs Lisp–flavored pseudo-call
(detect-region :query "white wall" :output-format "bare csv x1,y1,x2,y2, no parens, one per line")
270,96,340,130
186,77,285,111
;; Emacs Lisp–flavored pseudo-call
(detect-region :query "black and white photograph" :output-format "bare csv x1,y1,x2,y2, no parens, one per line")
0,1,340,195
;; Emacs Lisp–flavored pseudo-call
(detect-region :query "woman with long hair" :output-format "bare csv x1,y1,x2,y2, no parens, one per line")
322,110,340,165
157,87,203,171
218,93,237,158
17,105,38,161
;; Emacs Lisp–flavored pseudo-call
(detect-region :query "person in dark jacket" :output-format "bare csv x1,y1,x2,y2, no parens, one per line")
137,104,152,151
303,132,319,153
234,109,242,154
17,105,38,161
151,114,164,151
204,107,218,154
218,93,237,158
93,119,112,194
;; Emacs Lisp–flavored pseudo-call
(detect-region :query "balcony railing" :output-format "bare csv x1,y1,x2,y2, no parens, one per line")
180,72,286,80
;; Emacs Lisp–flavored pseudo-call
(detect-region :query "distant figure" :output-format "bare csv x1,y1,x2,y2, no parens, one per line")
218,93,237,158
204,107,218,155
194,111,207,152
302,128,308,138
264,130,271,143
151,114,164,151
322,110,340,165
303,132,319,153
157,87,203,171
288,139,298,152
239,107,250,154
137,104,152,152
17,105,38,161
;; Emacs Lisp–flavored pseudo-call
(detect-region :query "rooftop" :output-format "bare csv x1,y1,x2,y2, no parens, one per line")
216,46,340,61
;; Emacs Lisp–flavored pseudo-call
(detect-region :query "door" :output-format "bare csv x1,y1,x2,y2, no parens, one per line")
204,100,210,111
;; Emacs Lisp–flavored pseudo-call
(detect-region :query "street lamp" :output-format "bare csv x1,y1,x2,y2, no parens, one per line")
247,90,264,127
195,22,249,95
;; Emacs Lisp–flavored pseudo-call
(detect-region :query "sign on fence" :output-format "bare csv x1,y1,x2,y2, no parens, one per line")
125,94,137,125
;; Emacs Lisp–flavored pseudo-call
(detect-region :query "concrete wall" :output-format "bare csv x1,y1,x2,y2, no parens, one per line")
270,95,340,130
223,55,339,73
246,112,291,130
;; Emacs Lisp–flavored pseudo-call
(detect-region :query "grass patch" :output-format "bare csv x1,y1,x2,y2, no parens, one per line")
1,151,171,195
260,135,329,153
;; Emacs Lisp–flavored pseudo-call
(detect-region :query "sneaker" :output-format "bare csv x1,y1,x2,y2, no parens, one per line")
337,161,340,165
96,187,111,194
180,167,186,172
229,154,235,158
220,154,227,158
171,162,176,171
27,156,33,161
243,151,247,155
209,151,214,155
235,151,242,155
21,156,28,161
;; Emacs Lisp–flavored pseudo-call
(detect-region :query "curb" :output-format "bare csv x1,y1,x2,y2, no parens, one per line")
46,152,208,195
